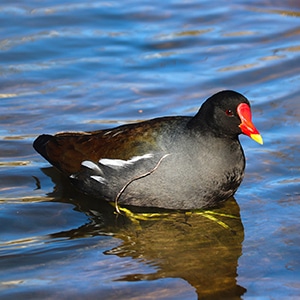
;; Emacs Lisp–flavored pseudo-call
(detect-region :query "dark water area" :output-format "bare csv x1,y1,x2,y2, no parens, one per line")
0,0,299,299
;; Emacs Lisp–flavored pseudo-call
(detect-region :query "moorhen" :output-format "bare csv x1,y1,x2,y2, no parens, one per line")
33,90,263,210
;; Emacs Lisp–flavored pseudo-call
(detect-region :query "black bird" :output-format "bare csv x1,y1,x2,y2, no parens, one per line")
33,90,263,210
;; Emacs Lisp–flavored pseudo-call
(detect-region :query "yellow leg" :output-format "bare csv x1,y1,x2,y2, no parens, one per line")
111,203,240,230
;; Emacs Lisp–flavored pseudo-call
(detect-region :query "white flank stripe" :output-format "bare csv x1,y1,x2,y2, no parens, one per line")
103,130,112,136
82,160,102,173
112,130,123,137
99,153,153,168
91,175,106,184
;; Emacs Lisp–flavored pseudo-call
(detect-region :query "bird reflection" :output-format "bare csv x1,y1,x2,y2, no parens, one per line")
43,167,246,299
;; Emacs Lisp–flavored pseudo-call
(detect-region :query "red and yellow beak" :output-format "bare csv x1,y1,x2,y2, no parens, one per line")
237,103,263,145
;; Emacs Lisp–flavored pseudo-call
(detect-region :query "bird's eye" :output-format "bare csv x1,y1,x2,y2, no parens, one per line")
225,109,234,117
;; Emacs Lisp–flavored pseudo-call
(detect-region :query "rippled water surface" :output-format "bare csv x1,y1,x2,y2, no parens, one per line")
1,1,300,299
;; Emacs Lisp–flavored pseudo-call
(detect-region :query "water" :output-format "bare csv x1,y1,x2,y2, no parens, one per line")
0,0,299,299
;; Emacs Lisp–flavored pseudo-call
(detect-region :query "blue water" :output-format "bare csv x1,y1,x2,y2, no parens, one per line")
0,1,299,299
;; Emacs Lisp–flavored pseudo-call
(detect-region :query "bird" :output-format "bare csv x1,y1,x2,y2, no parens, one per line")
33,90,263,210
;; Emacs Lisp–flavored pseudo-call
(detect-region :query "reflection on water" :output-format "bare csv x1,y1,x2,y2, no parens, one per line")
47,167,246,299
104,207,245,299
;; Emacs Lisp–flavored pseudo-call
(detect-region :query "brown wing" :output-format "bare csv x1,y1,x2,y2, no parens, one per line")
33,120,161,176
